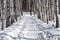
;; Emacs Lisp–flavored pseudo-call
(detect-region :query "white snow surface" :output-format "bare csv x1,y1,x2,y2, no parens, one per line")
0,13,59,40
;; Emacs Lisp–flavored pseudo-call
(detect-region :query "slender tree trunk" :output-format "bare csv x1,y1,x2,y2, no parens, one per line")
56,0,59,28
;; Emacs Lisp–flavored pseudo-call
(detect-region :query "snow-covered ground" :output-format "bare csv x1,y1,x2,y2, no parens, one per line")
0,14,60,40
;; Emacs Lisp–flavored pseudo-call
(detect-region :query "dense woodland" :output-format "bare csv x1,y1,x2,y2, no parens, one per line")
0,0,60,30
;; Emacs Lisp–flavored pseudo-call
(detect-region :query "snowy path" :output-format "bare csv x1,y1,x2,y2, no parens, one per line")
0,15,54,40
17,16,53,40
18,16,42,40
